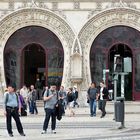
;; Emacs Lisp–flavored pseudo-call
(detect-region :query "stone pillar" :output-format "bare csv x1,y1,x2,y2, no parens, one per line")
0,67,4,104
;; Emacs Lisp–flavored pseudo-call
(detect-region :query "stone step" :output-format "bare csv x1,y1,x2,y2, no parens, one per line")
36,100,140,108
36,100,44,107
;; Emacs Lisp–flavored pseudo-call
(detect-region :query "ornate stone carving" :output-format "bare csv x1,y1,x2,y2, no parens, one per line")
52,2,58,10
54,10,66,19
72,39,82,55
73,41,80,53
106,0,136,9
0,8,75,88
9,0,14,10
88,2,102,19
74,2,80,9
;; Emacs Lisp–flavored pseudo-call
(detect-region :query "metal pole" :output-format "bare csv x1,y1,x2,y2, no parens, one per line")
113,74,118,120
114,74,118,102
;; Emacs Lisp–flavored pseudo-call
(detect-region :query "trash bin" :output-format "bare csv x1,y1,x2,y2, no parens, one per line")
115,97,125,122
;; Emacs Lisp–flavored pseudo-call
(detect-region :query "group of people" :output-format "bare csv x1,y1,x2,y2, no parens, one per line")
18,85,38,115
3,80,109,137
42,85,80,134
3,83,79,137
87,81,109,118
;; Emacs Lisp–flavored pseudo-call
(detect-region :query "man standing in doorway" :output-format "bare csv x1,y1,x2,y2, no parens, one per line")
3,85,26,137
35,78,42,100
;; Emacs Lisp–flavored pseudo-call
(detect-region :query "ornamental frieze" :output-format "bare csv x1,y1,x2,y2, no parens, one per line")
0,8,75,46
79,8,140,48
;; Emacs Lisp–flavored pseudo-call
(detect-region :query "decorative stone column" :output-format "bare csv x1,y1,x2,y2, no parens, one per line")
0,67,4,104
70,38,83,105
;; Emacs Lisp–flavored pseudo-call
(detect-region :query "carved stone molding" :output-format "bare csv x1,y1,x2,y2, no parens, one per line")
9,0,14,10
74,2,80,9
72,38,82,55
106,0,136,9
0,8,75,88
79,8,140,89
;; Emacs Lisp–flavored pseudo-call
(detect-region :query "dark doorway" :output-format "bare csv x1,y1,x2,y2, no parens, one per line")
108,44,132,100
23,43,46,88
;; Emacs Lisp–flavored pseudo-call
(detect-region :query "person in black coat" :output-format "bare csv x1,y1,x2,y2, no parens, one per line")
98,81,109,118
73,86,79,108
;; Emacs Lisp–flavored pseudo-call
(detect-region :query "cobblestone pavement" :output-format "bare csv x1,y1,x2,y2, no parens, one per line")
0,101,140,140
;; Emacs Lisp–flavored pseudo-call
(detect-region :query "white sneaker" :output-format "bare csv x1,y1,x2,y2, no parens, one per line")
41,130,46,134
51,130,56,134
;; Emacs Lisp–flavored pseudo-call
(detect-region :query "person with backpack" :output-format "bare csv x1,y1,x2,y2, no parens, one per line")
41,85,58,134
67,88,75,117
98,81,109,118
3,85,26,137
73,86,79,108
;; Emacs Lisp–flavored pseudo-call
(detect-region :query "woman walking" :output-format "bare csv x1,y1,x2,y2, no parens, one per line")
98,81,109,118
67,88,75,117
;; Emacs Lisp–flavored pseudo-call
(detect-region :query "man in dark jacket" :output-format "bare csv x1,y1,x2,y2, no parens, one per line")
73,86,79,108
98,81,109,118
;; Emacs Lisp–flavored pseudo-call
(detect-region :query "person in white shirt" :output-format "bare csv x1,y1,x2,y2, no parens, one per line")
20,85,28,103
98,81,109,118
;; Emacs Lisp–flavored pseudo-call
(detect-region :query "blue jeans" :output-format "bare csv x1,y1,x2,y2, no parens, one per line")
89,99,97,116
30,101,38,114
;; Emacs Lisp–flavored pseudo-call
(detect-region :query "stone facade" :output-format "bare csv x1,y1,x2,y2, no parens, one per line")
0,0,140,105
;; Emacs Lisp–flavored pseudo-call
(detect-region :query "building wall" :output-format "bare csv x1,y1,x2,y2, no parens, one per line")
0,0,140,105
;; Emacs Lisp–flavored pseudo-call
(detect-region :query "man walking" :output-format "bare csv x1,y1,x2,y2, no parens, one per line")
87,82,98,117
98,81,109,118
41,85,58,134
3,85,26,137
73,86,79,108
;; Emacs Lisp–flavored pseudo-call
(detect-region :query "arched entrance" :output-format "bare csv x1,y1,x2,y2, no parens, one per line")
90,25,140,100
4,26,64,89
108,44,132,100
0,8,75,92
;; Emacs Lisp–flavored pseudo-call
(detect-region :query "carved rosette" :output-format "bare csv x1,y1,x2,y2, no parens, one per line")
0,8,75,88
78,8,140,89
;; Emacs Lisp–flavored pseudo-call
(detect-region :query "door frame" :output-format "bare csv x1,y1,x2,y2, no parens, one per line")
20,43,47,88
